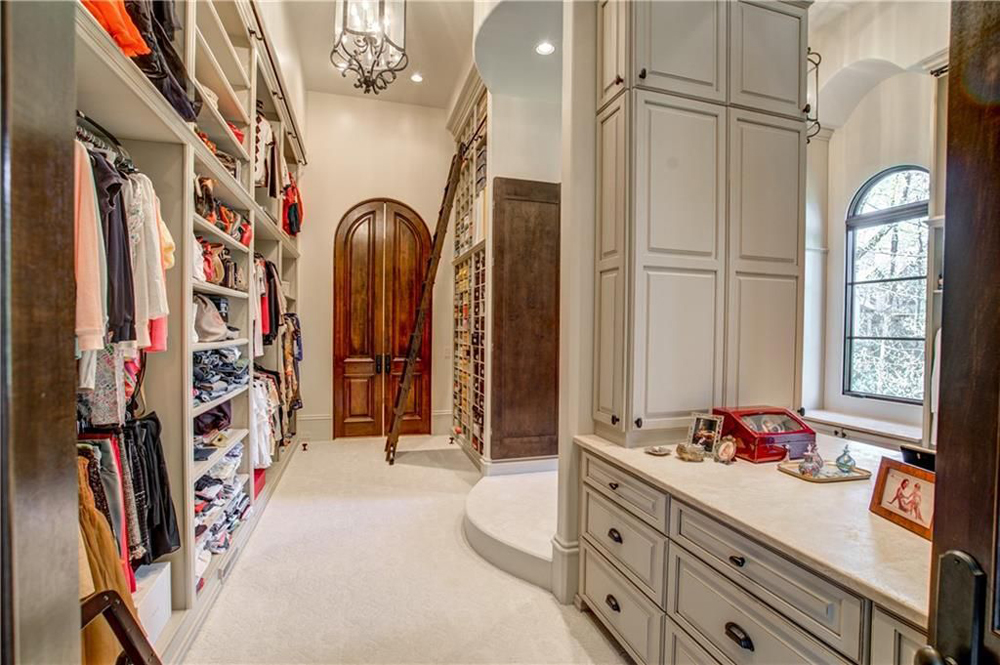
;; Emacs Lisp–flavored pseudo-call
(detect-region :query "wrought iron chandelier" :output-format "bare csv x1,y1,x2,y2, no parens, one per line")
330,0,408,94
805,47,822,143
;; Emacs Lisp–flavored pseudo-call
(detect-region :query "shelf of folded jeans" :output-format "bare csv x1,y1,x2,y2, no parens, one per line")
192,384,250,417
194,474,250,548
75,5,192,144
192,338,249,352
192,429,250,481
193,281,249,300
193,214,251,255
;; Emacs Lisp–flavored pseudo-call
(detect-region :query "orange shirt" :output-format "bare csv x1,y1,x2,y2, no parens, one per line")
81,0,151,57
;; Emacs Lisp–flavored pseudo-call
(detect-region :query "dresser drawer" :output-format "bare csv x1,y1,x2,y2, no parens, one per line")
670,501,864,660
664,617,724,665
583,453,669,532
583,487,667,606
870,607,926,665
582,544,664,665
667,544,850,665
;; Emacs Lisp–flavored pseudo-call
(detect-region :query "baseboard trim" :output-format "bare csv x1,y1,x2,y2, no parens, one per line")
481,456,558,476
551,535,580,604
297,414,332,421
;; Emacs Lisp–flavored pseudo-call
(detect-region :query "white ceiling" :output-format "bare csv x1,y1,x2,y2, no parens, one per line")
285,0,474,109
474,0,562,102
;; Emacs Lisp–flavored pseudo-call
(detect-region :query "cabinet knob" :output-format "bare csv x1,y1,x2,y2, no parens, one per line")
614,74,624,85
608,481,619,491
728,555,746,568
638,67,647,79
634,418,643,429
611,414,620,425
605,594,621,613
725,622,754,652
607,528,623,544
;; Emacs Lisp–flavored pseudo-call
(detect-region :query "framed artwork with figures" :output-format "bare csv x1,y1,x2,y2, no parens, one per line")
869,457,935,540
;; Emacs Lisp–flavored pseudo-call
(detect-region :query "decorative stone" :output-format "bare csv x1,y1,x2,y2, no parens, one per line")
676,442,706,462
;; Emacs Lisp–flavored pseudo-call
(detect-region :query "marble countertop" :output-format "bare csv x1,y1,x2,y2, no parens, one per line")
575,432,931,629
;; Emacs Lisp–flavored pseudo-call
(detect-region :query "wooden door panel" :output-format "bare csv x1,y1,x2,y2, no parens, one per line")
384,202,432,435
334,202,384,437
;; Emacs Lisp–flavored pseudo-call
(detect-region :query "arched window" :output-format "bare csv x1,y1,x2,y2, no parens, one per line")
844,166,930,403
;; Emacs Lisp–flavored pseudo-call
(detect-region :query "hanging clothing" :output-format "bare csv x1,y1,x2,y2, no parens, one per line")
78,457,140,665
281,176,304,237
253,114,274,187
75,141,107,352
90,152,137,344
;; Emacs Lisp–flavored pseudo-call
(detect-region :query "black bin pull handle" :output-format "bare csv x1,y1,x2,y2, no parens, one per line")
607,528,623,544
608,481,619,491
725,622,754,652
605,594,621,613
729,555,746,568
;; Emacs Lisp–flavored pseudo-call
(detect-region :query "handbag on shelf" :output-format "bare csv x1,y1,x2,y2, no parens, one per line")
195,177,216,221
205,243,225,285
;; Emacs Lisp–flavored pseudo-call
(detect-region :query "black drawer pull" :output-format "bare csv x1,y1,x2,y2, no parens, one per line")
614,75,624,85
725,622,754,652
607,528,623,544
639,67,647,79
728,555,746,568
608,482,619,491
611,414,620,425
605,594,621,613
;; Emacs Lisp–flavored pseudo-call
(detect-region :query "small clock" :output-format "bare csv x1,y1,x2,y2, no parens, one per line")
713,435,737,464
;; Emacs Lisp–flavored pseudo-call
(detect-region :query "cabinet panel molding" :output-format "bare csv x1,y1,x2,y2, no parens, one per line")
730,0,807,118
633,0,727,103
597,0,628,110
727,272,800,409
870,607,926,665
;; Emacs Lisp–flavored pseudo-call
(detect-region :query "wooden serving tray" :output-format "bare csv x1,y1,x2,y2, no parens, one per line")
777,461,872,483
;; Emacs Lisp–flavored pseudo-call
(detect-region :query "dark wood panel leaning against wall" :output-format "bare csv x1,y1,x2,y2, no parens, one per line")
929,1,1000,659
2,1,81,663
491,178,560,460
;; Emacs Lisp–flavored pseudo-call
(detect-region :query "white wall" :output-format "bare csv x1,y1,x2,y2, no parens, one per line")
802,133,830,411
489,94,562,183
821,72,935,425
297,91,456,441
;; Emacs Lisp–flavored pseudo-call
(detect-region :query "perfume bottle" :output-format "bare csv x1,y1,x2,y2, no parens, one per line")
798,442,824,477
835,445,856,473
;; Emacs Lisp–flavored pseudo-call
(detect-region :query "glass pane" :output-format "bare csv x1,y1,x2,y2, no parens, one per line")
852,218,928,282
849,339,925,401
851,278,927,339
741,414,802,434
857,170,930,214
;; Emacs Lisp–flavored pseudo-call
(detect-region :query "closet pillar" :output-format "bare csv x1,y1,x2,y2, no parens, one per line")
3,1,81,661
553,0,597,605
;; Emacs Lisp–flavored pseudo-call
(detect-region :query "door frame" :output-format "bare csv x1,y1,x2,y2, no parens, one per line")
332,198,433,439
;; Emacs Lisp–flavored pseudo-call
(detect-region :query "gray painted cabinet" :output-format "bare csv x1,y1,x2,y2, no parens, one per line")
577,450,927,665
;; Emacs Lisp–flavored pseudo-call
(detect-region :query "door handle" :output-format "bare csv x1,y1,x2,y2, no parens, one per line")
375,355,382,374
913,647,956,665
920,550,986,665
724,622,754,652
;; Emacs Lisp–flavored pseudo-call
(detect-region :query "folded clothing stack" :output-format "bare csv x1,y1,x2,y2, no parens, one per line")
193,347,249,404
194,444,250,557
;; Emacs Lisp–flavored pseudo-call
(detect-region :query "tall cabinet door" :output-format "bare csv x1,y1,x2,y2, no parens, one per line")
596,0,628,111
333,201,386,438
383,201,432,435
726,108,805,409
593,94,629,431
729,0,807,118
633,0,727,104
631,92,727,432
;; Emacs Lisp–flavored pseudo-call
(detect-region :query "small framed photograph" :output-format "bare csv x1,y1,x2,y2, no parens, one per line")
688,413,724,452
869,457,935,540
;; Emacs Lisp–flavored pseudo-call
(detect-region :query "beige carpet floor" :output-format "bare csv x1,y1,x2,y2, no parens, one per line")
184,436,627,665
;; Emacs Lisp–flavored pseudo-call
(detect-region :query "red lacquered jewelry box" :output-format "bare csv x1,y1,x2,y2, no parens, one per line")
712,406,815,463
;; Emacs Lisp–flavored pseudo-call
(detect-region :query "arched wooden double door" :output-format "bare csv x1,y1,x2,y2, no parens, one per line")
334,199,432,438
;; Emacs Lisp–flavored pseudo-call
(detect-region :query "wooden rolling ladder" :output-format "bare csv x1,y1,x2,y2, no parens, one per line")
384,121,484,464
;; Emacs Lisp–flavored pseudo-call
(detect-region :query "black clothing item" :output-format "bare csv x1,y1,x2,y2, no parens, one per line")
194,401,233,436
125,0,202,122
152,0,179,40
126,412,180,566
90,152,136,342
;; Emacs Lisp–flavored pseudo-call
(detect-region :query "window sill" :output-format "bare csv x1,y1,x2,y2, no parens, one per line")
803,409,923,448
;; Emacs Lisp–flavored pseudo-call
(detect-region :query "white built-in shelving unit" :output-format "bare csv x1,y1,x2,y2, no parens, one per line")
75,0,307,659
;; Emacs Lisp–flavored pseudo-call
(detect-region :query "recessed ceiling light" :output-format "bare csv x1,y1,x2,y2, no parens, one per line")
535,41,556,56
410,72,423,83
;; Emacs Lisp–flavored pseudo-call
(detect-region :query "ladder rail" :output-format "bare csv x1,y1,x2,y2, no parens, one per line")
384,139,471,464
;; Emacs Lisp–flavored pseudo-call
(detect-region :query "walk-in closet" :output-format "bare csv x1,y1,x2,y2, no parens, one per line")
73,0,307,659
